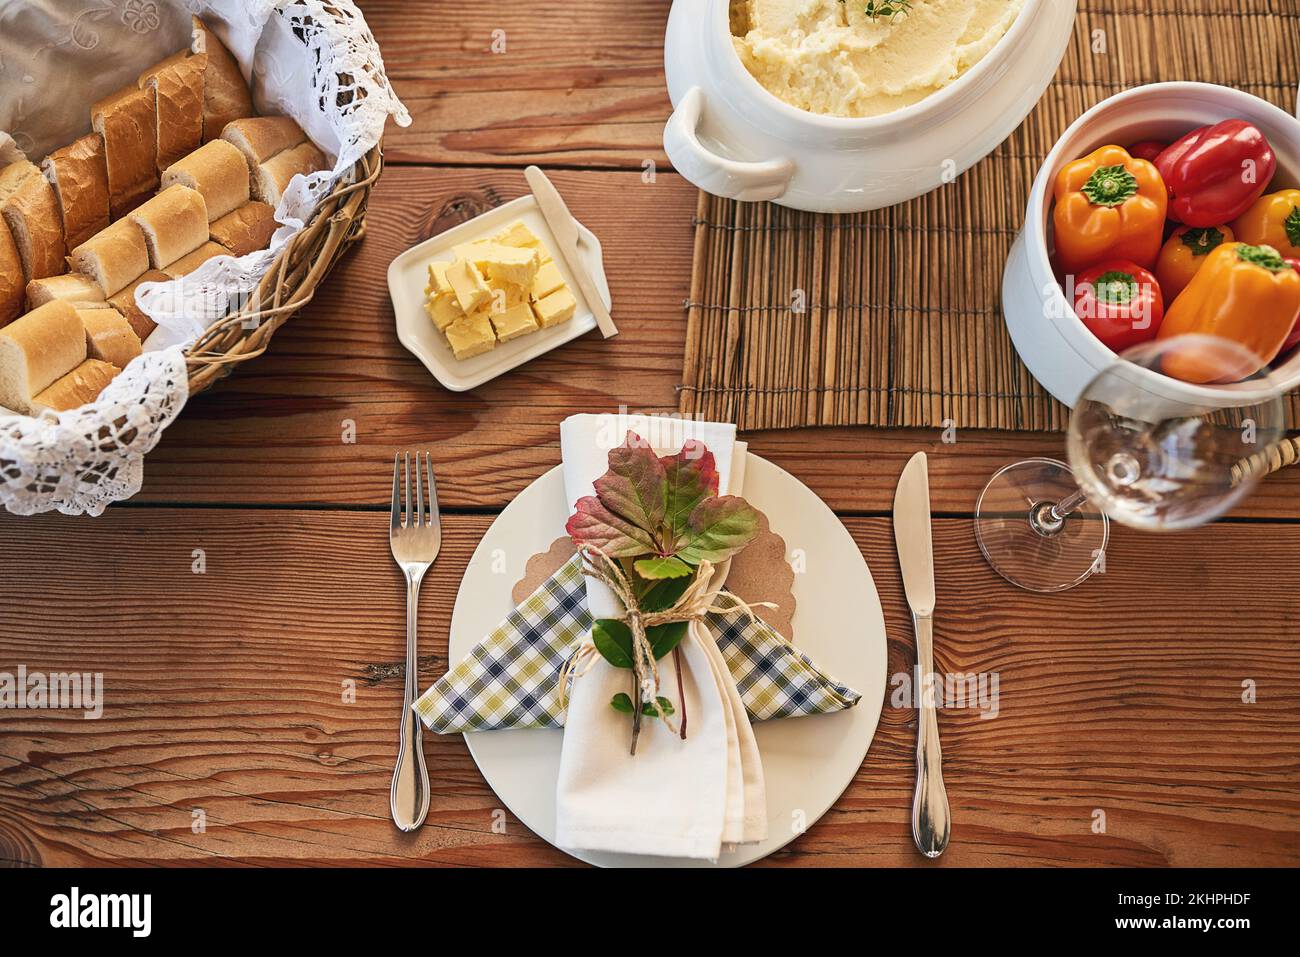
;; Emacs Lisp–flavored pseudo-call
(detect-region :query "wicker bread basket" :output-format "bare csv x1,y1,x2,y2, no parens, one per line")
183,143,382,395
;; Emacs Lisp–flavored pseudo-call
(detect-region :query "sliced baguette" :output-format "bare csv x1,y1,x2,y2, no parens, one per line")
107,269,171,342
29,358,119,414
41,134,111,250
0,160,66,281
26,273,106,311
0,300,87,413
79,308,142,369
161,139,249,222
139,51,208,171
253,142,327,207
128,184,209,269
210,201,276,256
191,16,254,142
221,116,306,167
69,218,150,298
91,86,160,218
0,218,22,326
162,241,228,279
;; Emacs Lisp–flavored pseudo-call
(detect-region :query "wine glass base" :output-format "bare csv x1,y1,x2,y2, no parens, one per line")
975,458,1110,593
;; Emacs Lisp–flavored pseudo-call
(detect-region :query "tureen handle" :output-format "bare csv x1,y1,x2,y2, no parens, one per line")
664,87,793,203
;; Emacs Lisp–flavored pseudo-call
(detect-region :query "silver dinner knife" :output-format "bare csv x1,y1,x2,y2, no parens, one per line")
893,451,951,858
523,165,618,338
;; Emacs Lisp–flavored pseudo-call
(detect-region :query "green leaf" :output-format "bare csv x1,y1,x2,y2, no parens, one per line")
643,696,675,717
566,495,658,558
648,621,688,660
592,431,667,537
639,575,692,612
610,693,635,714
633,555,693,580
591,619,634,669
660,440,719,551
674,495,762,565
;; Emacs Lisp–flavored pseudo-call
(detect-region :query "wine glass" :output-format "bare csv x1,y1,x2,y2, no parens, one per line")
975,334,1286,593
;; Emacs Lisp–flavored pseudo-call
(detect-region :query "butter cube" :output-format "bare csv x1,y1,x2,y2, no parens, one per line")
426,261,453,298
489,301,540,342
426,293,463,332
486,277,527,312
532,286,576,328
452,241,493,264
444,310,496,359
446,257,491,314
530,260,566,301
476,243,541,287
494,221,542,249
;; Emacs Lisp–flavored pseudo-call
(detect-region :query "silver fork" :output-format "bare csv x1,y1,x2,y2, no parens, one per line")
389,451,440,832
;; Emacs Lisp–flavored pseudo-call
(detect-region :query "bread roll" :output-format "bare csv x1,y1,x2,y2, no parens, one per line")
253,142,327,207
139,52,208,171
128,184,209,269
69,218,150,298
26,273,106,311
0,160,66,281
79,308,142,369
221,117,306,167
0,218,22,326
29,359,119,414
161,139,249,222
107,269,170,342
191,16,254,142
162,241,228,279
0,300,87,413
41,134,111,250
92,86,160,218
210,201,276,256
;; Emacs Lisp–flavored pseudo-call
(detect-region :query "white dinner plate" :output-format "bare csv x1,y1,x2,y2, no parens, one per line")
388,195,612,392
448,453,888,867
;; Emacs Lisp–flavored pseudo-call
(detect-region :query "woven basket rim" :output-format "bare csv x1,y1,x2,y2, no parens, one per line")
182,141,384,395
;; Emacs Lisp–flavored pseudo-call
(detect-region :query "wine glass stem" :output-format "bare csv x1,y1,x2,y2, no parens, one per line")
1049,488,1089,524
1031,487,1089,536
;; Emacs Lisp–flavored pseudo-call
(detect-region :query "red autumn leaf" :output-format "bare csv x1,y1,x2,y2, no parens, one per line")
592,431,667,538
660,439,719,549
565,495,658,558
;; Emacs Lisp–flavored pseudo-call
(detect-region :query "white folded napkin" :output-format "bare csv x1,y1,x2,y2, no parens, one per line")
555,413,767,859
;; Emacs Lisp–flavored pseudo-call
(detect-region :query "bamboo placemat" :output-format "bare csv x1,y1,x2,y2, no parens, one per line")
679,0,1300,432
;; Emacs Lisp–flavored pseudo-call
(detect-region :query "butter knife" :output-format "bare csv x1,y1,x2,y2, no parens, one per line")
893,451,951,858
523,165,618,339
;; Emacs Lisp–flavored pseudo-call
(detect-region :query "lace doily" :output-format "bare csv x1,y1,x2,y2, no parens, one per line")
0,0,410,514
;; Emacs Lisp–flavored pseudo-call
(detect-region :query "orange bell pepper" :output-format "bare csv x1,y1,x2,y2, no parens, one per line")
1155,224,1235,301
1231,188,1300,260
1053,145,1168,274
1158,243,1300,383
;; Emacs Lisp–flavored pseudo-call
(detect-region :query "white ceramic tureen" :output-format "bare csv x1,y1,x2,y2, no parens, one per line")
662,0,1078,213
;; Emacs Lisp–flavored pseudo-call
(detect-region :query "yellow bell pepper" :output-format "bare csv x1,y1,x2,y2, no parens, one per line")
1231,188,1300,260
1155,224,1235,301
1053,145,1168,274
1158,243,1300,383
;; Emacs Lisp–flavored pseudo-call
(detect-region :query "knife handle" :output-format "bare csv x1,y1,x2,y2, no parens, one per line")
911,612,950,858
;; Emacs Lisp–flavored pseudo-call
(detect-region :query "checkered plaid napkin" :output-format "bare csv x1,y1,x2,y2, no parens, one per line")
414,553,861,734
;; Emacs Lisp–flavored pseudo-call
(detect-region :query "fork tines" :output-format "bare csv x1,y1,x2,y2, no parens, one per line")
390,451,440,531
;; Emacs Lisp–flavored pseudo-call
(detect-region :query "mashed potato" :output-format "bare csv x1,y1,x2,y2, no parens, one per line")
730,0,1026,118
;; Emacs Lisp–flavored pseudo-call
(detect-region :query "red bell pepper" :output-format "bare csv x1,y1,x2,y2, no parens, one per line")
1071,259,1165,352
1155,120,1276,227
1128,140,1167,163
1280,257,1300,355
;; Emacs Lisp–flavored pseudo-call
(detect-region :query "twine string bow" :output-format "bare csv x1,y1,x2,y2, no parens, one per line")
560,544,776,754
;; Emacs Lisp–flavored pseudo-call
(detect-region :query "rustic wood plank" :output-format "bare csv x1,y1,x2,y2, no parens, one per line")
2,509,1296,867
135,165,1300,517
361,0,672,168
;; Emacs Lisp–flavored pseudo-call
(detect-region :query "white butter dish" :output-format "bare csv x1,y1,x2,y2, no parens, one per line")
387,195,611,392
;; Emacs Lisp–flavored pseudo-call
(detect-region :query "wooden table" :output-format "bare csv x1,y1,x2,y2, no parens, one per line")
2,1,1298,868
